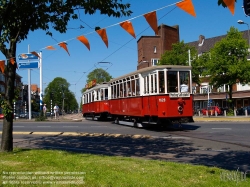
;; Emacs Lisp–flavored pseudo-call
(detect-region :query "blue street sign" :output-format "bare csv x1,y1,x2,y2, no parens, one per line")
18,53,39,61
18,62,39,69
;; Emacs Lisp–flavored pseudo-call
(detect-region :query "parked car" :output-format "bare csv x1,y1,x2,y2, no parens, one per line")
19,112,28,118
237,106,250,115
201,106,223,115
0,113,4,119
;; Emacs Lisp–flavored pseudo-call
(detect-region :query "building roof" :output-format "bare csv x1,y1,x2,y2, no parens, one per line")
187,30,249,54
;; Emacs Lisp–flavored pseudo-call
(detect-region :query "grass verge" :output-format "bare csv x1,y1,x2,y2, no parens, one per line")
0,148,249,187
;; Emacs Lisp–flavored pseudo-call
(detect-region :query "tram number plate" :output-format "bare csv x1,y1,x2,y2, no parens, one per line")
169,93,190,98
159,98,166,102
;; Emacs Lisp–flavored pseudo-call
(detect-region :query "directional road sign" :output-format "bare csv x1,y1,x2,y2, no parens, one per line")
18,53,39,61
18,62,39,69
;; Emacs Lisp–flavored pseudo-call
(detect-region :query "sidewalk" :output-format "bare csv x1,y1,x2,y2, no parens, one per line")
193,115,250,122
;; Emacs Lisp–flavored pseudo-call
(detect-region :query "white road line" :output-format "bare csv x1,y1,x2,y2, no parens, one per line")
14,126,24,127
91,126,108,127
63,126,78,127
37,126,51,128
212,128,231,130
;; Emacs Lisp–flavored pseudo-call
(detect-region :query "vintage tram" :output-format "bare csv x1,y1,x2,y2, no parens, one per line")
82,65,194,127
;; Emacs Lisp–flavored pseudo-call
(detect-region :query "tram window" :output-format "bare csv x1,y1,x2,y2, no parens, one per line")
117,84,120,98
105,89,108,100
136,78,140,96
92,91,94,102
96,90,99,100
179,71,190,92
167,71,178,92
159,71,165,93
144,75,149,94
154,74,157,93
114,85,117,98
131,79,135,96
150,74,153,93
127,81,131,96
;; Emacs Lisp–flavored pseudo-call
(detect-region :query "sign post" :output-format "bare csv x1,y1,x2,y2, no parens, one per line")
18,50,39,120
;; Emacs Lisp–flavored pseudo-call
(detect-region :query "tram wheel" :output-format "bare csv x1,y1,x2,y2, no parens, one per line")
114,117,119,124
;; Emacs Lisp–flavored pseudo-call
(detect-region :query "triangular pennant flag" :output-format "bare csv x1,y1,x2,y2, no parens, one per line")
120,21,136,38
0,60,5,73
9,58,15,65
31,51,40,58
77,36,90,50
46,46,56,50
96,29,108,48
143,11,158,35
58,42,70,56
176,0,196,17
223,0,235,15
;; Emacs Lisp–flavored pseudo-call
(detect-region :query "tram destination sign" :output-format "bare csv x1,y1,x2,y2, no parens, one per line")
169,92,190,98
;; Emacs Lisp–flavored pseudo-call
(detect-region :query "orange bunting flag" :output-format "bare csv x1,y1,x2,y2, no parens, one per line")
9,58,15,65
96,29,108,48
223,0,235,15
77,36,90,50
31,51,40,58
46,46,56,50
176,0,196,17
143,11,158,35
120,21,136,38
58,42,70,56
0,60,5,73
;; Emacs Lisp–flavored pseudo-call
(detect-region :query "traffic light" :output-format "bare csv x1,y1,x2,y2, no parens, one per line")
243,0,250,16
50,92,54,99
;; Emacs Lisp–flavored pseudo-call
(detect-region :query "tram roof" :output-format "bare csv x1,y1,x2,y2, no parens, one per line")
110,65,191,82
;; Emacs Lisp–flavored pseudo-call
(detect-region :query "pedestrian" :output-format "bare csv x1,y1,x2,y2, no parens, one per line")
43,104,47,116
54,104,59,119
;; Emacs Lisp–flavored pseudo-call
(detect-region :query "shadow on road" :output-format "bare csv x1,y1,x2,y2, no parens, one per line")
13,134,250,172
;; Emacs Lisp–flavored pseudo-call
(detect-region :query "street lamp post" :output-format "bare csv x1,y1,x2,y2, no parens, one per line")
237,20,250,47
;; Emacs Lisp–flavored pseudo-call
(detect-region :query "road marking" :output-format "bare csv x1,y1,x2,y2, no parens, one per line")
212,128,231,130
14,126,24,127
63,126,78,127
91,126,108,127
37,126,51,128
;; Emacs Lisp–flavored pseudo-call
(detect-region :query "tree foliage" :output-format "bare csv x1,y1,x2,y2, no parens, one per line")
158,41,200,84
81,68,112,93
204,27,250,104
43,77,78,112
0,0,132,151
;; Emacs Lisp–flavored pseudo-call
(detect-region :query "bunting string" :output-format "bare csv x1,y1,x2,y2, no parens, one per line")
0,0,235,63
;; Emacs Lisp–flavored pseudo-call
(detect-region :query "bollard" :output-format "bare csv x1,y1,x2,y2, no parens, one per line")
215,111,217,116
224,110,227,116
245,109,248,116
198,110,201,116
206,110,208,116
234,109,237,116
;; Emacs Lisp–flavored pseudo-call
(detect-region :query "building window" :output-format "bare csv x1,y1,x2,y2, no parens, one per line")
151,59,159,66
154,46,157,53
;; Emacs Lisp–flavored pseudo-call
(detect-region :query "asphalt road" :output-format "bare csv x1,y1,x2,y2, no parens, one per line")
0,117,250,172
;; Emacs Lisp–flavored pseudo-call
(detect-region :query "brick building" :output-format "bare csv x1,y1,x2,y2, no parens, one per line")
137,24,179,70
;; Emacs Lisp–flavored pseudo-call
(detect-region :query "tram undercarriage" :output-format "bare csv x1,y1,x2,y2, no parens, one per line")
112,115,194,129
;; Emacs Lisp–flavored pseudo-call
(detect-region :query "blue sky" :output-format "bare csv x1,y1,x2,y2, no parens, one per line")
1,0,249,104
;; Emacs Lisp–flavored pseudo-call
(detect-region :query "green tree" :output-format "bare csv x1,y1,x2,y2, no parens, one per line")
0,1,131,151
81,68,112,93
204,27,250,106
158,41,200,85
43,77,78,113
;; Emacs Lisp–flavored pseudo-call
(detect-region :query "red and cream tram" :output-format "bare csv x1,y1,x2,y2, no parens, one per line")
82,65,194,127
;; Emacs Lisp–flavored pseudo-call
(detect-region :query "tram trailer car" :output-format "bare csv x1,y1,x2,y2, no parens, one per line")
82,65,194,128
82,83,110,120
